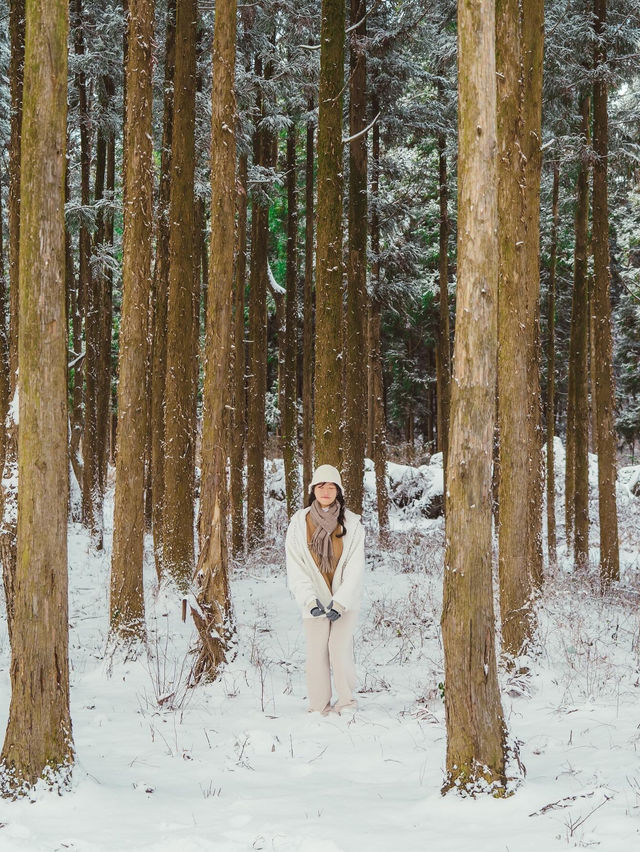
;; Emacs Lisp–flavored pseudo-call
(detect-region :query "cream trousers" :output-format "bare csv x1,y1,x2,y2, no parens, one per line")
303,611,357,713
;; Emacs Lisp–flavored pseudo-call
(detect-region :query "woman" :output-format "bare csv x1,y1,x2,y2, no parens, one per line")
286,464,365,715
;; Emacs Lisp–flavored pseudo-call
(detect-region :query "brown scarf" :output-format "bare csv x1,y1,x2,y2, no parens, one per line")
308,499,340,574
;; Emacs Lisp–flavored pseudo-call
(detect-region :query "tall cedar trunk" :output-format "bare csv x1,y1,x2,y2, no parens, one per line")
109,0,153,642
74,0,101,545
495,0,544,658
101,132,116,476
1,0,25,647
246,56,271,547
344,0,368,513
0,0,73,793
314,0,344,467
437,132,451,480
8,0,25,399
302,103,315,497
568,93,591,570
546,161,559,568
150,0,176,578
0,172,9,480
370,97,388,537
283,124,301,516
192,0,237,682
441,0,506,793
162,0,197,592
230,153,247,554
592,0,619,588
96,84,116,498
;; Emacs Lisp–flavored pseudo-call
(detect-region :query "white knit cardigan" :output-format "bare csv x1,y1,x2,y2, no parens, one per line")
285,506,365,619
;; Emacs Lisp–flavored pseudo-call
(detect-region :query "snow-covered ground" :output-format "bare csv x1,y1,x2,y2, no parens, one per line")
0,453,639,851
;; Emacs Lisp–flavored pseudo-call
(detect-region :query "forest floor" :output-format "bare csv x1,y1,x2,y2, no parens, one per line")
0,449,639,851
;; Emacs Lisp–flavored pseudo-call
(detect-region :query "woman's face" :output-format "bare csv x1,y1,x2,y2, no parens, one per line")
314,482,337,507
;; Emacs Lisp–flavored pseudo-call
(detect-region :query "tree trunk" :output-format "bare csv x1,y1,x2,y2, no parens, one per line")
109,0,154,643
150,0,176,579
283,124,301,516
436,131,451,481
344,0,368,514
246,56,272,547
192,0,237,682
314,0,344,467
162,0,197,592
8,0,25,401
546,161,559,569
0,0,73,794
96,85,116,501
568,93,591,570
302,103,315,498
592,0,619,589
495,0,544,658
74,0,102,546
369,98,388,538
441,0,506,793
230,153,247,555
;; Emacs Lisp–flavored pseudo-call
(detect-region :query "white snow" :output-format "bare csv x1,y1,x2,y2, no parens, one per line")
0,448,639,851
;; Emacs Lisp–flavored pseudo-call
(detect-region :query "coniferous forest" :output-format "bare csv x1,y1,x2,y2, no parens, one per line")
0,0,640,847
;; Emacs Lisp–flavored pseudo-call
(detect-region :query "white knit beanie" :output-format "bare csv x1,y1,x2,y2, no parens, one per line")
308,464,343,495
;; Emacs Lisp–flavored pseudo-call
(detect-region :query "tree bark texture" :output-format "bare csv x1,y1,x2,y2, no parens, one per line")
567,94,591,570
246,56,272,547
162,0,197,592
192,0,237,682
150,0,176,578
314,0,344,468
8,0,25,399
441,0,506,793
592,0,619,588
302,106,315,498
495,0,544,658
74,0,101,546
283,124,301,516
369,103,388,538
0,0,73,794
109,0,153,642
344,0,368,514
437,132,451,481
230,153,247,555
546,161,559,569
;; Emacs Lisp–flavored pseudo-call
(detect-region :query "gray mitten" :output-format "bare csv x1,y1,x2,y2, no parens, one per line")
310,598,326,617
325,601,342,622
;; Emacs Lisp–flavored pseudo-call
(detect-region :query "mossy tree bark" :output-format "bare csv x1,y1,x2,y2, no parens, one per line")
0,0,74,795
495,0,544,659
302,103,315,498
283,124,301,516
109,0,154,644
162,0,197,592
314,0,344,468
592,0,619,589
567,93,591,571
441,0,506,794
546,161,560,569
192,0,237,681
150,0,176,579
230,153,247,555
344,0,368,514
